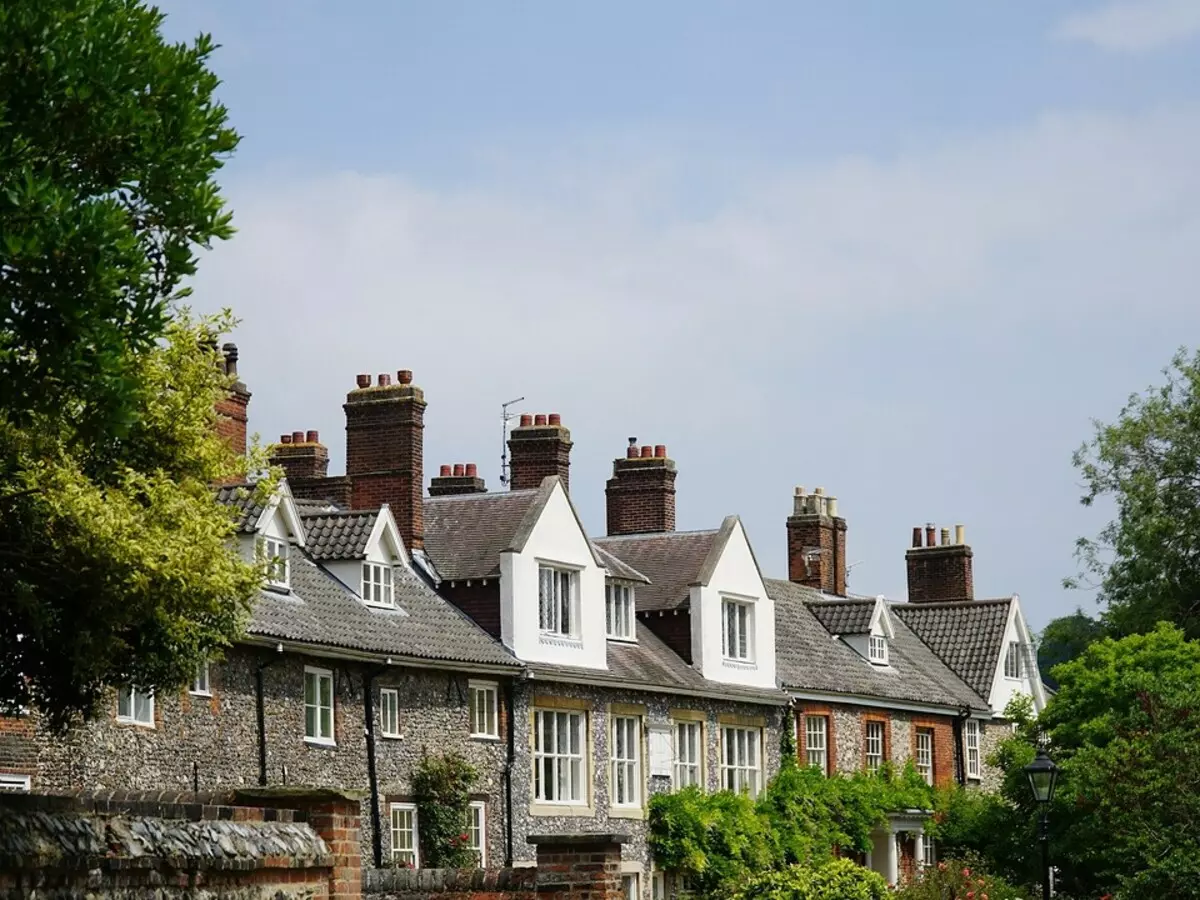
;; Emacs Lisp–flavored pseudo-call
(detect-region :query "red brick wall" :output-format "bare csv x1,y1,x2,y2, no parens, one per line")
910,716,957,787
905,545,974,602
507,419,571,493
786,514,847,596
795,703,837,775
270,435,331,480
0,716,36,779
604,451,676,536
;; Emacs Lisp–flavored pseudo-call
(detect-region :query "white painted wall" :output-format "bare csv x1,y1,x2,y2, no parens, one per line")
988,598,1048,715
500,482,607,670
691,520,776,689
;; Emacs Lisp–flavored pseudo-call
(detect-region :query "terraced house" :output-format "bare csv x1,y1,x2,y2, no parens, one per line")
0,356,1047,898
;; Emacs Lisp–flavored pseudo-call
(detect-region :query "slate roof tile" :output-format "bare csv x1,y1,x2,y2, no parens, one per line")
592,530,721,612
423,488,542,581
301,511,378,560
806,598,875,635
891,598,1013,700
214,483,265,533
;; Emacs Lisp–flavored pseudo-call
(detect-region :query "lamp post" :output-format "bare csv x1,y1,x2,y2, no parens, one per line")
1024,747,1059,900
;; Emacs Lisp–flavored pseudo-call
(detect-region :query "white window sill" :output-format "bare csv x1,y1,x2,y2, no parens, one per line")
530,801,594,817
116,718,155,729
189,690,212,698
265,583,291,594
304,737,337,748
609,805,647,820
1003,676,1022,682
721,658,758,670
470,733,501,742
539,634,583,649
967,774,982,782
380,732,402,741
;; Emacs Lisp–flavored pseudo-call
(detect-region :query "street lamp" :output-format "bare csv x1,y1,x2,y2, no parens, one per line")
1024,747,1059,900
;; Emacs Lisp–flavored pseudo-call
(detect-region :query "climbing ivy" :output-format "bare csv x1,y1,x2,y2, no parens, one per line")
412,751,479,868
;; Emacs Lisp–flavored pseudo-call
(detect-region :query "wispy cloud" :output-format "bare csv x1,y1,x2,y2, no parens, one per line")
1056,0,1200,52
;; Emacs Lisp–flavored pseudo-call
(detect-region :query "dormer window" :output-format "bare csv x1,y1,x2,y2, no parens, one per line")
362,562,394,607
722,598,754,662
868,634,888,665
606,583,635,640
261,537,290,589
538,565,577,638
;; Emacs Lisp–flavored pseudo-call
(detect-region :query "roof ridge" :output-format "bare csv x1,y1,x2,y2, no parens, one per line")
594,527,720,542
892,597,1013,610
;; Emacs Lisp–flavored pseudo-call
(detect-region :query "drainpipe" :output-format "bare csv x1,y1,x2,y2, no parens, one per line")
364,667,386,868
953,706,970,786
504,678,517,867
256,644,284,786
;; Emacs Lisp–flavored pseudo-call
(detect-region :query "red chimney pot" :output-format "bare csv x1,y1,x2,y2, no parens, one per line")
548,413,562,426
378,373,391,387
654,444,667,458
534,414,547,426
397,369,413,385
356,374,371,388
306,430,319,443
626,445,639,459
291,430,305,444
911,526,922,548
925,524,936,548
519,414,533,427
280,434,292,444
465,463,478,477
439,464,451,477
453,463,465,477
640,445,653,458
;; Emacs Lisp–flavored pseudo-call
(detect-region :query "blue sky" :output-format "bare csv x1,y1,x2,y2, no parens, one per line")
159,1,1200,629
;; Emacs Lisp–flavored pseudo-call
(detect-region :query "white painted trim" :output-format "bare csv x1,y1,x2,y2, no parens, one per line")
0,774,31,793
389,802,420,867
303,665,336,745
787,688,987,718
468,679,500,739
468,800,487,867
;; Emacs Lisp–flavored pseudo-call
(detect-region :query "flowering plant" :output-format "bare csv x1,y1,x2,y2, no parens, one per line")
893,860,1030,900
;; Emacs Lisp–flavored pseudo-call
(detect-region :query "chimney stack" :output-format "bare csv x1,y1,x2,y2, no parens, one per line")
345,369,426,550
507,412,572,492
429,461,488,497
605,438,677,536
269,430,330,481
905,523,973,602
786,486,848,596
214,343,251,459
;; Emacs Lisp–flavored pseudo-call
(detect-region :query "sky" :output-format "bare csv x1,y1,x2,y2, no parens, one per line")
156,1,1200,630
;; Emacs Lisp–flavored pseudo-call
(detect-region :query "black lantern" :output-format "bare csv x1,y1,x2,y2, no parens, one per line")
1024,747,1059,805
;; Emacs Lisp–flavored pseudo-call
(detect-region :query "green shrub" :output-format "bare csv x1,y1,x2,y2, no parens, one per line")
723,858,889,900
894,858,1030,900
411,751,478,868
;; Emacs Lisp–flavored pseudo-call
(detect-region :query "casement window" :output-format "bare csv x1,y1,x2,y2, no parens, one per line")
117,687,154,727
379,688,400,738
721,598,753,661
190,660,211,696
721,726,762,798
538,565,577,637
868,634,888,664
611,715,642,807
651,871,666,900
805,716,829,773
261,537,290,588
533,709,586,803
304,667,335,744
389,803,419,867
621,873,640,900
965,719,981,779
921,837,936,868
0,774,30,793
606,583,635,640
469,680,499,739
673,720,703,788
916,729,934,785
1004,641,1022,679
467,800,486,867
865,721,885,772
362,562,394,607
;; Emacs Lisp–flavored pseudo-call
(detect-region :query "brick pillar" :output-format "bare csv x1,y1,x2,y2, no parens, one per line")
507,413,572,493
429,462,488,496
271,431,330,480
529,833,628,900
214,343,250,459
345,369,426,550
905,523,974,602
786,487,847,596
605,440,676,536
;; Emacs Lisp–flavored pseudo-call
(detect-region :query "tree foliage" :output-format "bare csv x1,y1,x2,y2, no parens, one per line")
1070,348,1200,637
1036,609,1107,690
412,751,480,869
0,0,253,727
724,858,889,900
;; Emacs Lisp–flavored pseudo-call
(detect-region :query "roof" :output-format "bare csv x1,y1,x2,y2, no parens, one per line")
526,623,786,704
422,486,546,581
593,529,721,612
247,555,518,668
768,579,990,711
891,598,1014,700
807,598,875,635
215,483,265,533
591,543,651,584
294,497,341,515
301,511,378,560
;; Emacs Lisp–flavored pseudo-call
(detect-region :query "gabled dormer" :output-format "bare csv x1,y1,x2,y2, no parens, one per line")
218,480,307,592
302,504,408,611
990,595,1048,714
594,544,651,643
806,595,896,668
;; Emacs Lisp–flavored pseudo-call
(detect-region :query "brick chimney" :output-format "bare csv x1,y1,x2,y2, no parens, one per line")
345,369,426,551
507,413,572,492
605,439,676,535
270,430,330,480
214,343,250,458
786,487,848,596
429,462,488,497
906,523,973,602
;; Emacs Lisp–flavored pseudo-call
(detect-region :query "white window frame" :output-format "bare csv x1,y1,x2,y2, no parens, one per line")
720,726,762,798
361,561,394,607
379,687,400,739
865,721,884,772
672,720,703,789
965,719,981,779
606,583,636,640
921,836,936,869
721,598,754,662
1005,641,1022,679
468,800,486,867
469,680,499,739
261,536,290,588
621,873,640,900
117,686,154,727
190,660,211,696
538,565,578,638
651,871,666,900
389,802,419,867
611,715,642,808
805,715,828,772
0,774,31,793
868,634,888,664
916,729,933,785
533,709,587,804
304,666,335,745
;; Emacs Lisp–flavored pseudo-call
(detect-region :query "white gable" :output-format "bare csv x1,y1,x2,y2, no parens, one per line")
989,596,1048,715
691,518,776,689
323,506,408,604
238,482,305,565
500,480,607,669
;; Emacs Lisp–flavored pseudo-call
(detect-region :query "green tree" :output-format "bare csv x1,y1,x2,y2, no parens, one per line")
0,0,255,728
412,751,480,868
725,859,889,900
1070,348,1200,638
1036,609,1107,690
